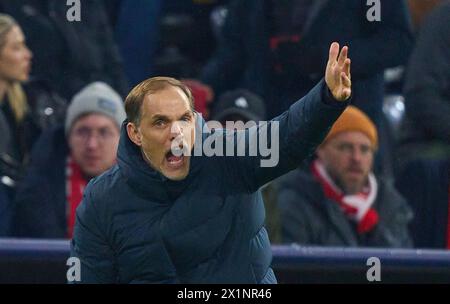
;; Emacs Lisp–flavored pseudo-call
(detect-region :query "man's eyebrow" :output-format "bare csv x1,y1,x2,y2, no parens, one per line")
178,111,193,119
335,141,352,146
150,114,170,121
150,111,192,122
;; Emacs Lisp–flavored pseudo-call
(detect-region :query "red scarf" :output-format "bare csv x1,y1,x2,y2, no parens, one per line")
311,160,379,234
66,157,87,239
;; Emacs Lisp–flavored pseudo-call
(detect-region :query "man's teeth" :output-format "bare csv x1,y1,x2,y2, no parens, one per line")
172,147,184,157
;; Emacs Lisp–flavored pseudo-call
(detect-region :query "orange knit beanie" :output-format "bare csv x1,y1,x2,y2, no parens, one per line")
323,106,378,148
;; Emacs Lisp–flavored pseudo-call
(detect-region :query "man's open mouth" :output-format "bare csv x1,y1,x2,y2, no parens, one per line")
165,147,185,168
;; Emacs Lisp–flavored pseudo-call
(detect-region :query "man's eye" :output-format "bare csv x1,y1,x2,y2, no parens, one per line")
337,144,348,150
181,116,191,122
360,146,371,154
154,120,166,127
76,128,90,137
99,129,113,138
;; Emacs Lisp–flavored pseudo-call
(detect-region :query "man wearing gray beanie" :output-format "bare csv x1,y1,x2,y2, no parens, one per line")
13,82,125,239
65,82,126,135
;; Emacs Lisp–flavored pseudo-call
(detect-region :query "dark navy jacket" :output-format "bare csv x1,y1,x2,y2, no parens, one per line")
13,126,68,238
70,80,347,283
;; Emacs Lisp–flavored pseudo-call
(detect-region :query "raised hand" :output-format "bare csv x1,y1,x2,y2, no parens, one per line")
325,42,351,101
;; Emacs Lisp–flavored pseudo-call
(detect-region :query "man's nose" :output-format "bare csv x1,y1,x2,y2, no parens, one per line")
25,46,33,60
85,134,100,149
170,121,184,140
351,148,363,162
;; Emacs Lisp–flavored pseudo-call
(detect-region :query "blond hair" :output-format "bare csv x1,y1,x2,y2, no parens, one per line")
0,14,28,122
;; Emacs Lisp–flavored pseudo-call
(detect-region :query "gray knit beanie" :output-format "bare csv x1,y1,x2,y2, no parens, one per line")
65,82,126,134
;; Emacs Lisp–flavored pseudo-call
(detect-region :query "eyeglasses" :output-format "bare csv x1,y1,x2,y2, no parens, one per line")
332,143,373,156
71,127,117,143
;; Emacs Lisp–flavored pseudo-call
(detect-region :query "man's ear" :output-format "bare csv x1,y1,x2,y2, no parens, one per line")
316,145,325,162
127,122,142,146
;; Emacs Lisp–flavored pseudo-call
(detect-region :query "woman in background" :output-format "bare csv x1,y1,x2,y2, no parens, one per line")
0,14,65,233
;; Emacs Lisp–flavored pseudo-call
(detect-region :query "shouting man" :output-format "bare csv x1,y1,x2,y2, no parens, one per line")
70,43,351,283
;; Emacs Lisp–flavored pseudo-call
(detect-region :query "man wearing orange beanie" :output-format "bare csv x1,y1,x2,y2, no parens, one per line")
277,106,413,247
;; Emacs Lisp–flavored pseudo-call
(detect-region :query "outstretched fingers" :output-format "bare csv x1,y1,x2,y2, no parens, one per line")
325,42,352,101
337,46,348,67
344,58,351,78
328,42,340,66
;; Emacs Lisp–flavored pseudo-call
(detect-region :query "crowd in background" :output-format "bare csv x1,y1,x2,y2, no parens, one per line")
0,0,449,250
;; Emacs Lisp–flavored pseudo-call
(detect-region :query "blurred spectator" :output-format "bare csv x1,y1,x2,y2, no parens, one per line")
155,0,229,77
407,0,444,31
0,14,65,200
0,0,129,100
277,106,413,247
201,0,413,125
397,2,450,173
106,0,163,88
103,0,122,26
211,88,265,123
13,82,125,239
182,79,214,119
395,2,450,249
396,159,449,249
